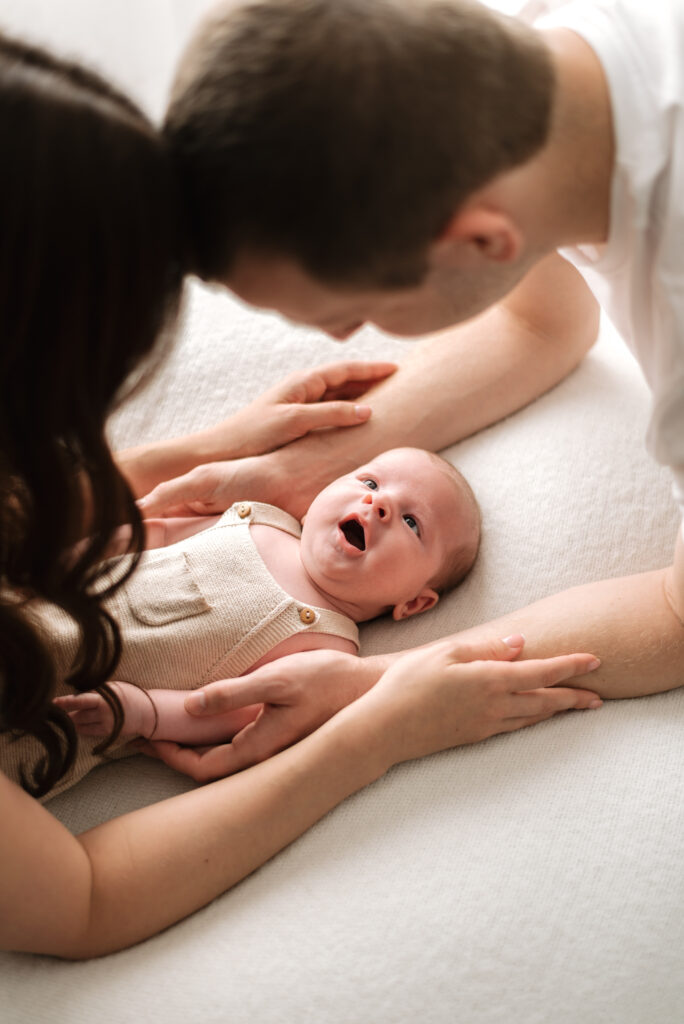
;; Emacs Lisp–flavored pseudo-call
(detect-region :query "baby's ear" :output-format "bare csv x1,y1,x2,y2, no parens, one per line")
392,588,439,621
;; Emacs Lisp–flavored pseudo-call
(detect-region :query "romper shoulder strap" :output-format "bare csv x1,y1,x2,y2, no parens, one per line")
215,501,302,538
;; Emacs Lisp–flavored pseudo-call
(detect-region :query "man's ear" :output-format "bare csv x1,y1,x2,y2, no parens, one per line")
392,588,440,621
430,206,522,265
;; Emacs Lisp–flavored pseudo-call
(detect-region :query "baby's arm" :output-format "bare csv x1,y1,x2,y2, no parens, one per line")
56,637,356,745
55,682,260,744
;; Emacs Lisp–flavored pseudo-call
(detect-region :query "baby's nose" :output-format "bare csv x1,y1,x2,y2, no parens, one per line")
361,492,388,518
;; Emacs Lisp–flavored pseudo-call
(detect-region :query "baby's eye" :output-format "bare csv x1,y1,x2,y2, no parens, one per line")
362,478,378,490
403,514,420,535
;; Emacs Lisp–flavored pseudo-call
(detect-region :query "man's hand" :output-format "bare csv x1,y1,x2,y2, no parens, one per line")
138,637,601,783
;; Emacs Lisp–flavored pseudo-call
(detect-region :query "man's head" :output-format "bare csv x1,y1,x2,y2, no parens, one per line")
299,447,481,622
165,0,555,331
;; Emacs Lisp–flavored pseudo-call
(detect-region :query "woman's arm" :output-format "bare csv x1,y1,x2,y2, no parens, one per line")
1,637,599,959
153,529,684,782
168,549,684,778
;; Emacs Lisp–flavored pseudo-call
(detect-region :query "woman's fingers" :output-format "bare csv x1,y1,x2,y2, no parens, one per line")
184,673,281,716
140,728,278,782
283,361,397,403
282,400,372,435
500,652,601,693
138,463,226,517
443,633,526,665
502,685,602,720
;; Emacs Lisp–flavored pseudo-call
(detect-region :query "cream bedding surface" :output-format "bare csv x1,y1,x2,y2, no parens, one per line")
1,1,683,1021
3,280,682,1024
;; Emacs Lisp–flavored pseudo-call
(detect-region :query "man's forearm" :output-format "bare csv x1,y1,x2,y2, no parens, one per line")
267,255,599,515
452,564,684,700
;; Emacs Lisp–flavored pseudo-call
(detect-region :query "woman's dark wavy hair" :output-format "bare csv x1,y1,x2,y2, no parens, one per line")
0,34,187,797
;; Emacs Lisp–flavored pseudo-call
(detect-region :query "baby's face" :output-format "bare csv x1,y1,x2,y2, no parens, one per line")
300,448,461,621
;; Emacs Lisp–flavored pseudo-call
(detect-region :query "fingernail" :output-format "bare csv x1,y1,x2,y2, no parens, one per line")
186,691,207,714
503,633,525,647
587,658,601,671
354,404,372,419
588,699,603,709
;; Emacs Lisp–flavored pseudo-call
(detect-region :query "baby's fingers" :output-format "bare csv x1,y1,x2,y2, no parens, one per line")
54,693,104,711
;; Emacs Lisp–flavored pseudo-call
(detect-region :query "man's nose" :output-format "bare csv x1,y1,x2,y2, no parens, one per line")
361,492,389,519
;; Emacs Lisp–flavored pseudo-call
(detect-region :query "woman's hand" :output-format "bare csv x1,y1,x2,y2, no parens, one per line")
120,360,396,502
221,360,397,458
355,634,602,769
138,649,377,782
137,454,292,517
138,636,601,782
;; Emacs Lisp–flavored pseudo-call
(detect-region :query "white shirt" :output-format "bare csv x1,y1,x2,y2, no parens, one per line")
535,0,684,516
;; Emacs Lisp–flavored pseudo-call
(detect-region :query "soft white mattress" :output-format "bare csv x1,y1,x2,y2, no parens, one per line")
1,2,683,1022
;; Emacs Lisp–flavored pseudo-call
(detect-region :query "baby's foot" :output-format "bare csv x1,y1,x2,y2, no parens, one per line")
54,681,156,738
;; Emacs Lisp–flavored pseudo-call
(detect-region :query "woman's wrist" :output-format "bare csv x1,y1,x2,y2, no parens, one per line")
116,431,218,499
352,652,395,700
318,694,394,784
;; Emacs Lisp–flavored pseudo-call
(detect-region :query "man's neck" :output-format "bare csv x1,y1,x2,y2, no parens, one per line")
486,26,614,254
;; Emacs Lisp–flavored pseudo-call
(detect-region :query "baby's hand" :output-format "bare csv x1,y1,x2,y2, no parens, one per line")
54,681,156,739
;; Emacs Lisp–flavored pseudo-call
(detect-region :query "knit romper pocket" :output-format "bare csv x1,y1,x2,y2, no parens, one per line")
123,550,212,626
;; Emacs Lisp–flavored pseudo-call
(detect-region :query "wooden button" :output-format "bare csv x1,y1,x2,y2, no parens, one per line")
299,607,316,624
236,502,251,518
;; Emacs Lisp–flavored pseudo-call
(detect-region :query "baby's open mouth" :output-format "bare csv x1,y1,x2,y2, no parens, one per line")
340,517,366,551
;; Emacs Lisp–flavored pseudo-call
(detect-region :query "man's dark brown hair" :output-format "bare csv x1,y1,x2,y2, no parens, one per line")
165,0,555,288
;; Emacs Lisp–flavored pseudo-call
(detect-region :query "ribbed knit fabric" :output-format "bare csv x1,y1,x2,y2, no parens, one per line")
2,502,359,799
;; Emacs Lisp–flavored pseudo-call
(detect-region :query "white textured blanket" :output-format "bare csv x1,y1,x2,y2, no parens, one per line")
1,2,683,1022
3,281,682,1024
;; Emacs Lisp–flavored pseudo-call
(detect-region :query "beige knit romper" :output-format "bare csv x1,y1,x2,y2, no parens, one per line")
1,502,359,800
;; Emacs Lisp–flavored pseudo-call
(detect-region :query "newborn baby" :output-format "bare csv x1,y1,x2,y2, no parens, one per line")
57,447,480,748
